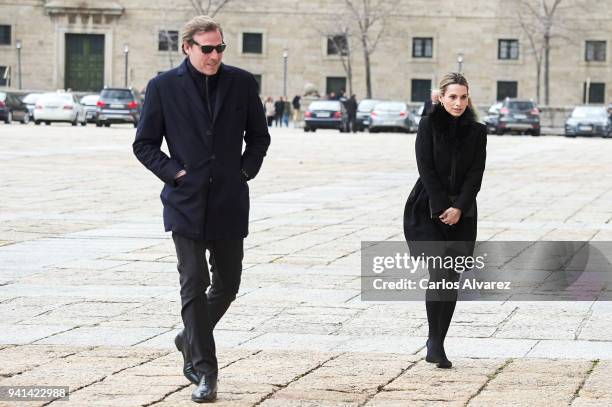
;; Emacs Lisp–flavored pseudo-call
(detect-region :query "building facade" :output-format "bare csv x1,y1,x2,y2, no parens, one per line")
0,0,610,106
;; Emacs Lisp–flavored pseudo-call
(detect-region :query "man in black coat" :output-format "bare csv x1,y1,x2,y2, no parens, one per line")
133,15,270,403
421,89,440,117
345,94,358,132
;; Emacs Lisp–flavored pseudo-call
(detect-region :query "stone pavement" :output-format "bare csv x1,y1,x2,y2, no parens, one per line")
1,124,612,406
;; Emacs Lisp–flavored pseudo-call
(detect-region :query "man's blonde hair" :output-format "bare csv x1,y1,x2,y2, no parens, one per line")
181,15,224,55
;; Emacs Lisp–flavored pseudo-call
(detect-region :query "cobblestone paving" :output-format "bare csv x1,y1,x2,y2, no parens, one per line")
1,124,612,406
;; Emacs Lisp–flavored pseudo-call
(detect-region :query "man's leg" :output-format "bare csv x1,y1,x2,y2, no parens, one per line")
172,233,218,377
207,239,244,327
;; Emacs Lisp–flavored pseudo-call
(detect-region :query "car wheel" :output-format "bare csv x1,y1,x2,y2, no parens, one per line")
4,111,11,124
96,121,102,127
104,123,110,127
133,121,138,128
81,120,87,126
21,113,30,124
71,119,77,126
34,120,41,125
303,127,309,132
45,121,51,125
531,130,540,137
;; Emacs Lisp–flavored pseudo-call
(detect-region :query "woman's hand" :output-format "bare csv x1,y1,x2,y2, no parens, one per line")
439,207,462,225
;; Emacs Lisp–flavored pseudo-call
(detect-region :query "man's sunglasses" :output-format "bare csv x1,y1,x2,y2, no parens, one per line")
191,40,226,54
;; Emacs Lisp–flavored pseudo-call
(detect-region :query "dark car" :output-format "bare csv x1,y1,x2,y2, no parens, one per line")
565,105,611,138
96,87,141,127
80,94,99,123
488,98,540,136
304,100,349,132
355,99,381,131
0,91,30,124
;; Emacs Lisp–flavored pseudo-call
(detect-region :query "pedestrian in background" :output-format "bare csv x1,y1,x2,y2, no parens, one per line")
346,94,358,133
292,95,301,123
264,96,275,127
422,89,440,117
403,72,487,370
274,97,284,127
282,97,291,127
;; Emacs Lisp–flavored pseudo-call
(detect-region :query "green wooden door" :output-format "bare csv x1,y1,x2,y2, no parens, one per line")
65,34,104,92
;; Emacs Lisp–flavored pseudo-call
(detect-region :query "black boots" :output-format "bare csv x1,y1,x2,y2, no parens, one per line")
425,300,455,369
192,371,218,403
175,330,201,384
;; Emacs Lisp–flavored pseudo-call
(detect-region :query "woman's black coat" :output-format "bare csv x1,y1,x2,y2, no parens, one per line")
404,103,487,243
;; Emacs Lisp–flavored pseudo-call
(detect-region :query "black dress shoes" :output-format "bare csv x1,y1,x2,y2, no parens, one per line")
192,372,218,403
175,330,200,385
425,338,452,369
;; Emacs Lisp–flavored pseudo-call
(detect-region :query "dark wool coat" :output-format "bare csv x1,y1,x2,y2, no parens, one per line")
133,60,271,240
404,103,487,243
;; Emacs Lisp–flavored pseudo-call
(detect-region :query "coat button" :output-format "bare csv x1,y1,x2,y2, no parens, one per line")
209,176,213,183
211,154,216,160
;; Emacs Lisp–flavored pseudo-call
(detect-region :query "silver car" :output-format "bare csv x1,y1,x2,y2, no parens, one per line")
80,94,99,123
369,101,414,133
565,105,611,138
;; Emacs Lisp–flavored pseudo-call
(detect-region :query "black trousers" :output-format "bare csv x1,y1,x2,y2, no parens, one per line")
172,233,243,375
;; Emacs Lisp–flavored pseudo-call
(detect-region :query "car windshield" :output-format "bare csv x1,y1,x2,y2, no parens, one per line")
80,95,99,105
375,102,406,112
358,100,380,111
571,107,607,119
39,93,72,103
309,101,341,111
507,101,534,110
22,93,41,104
0,92,5,101
101,90,133,100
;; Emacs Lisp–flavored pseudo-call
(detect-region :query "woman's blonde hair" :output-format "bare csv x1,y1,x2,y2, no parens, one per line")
181,15,224,55
438,72,476,115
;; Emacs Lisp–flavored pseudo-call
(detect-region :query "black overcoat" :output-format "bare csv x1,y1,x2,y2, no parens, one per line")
133,60,271,240
404,103,487,243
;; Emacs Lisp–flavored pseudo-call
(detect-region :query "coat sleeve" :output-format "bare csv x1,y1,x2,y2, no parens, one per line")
454,126,487,212
241,74,271,180
415,116,452,216
132,78,182,185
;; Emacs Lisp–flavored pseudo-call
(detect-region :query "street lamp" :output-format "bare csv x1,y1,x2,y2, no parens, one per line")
282,48,288,97
123,43,129,87
15,40,22,89
457,53,464,73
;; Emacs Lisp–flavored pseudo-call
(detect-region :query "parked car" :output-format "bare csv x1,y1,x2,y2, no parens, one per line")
411,105,425,130
304,100,349,132
96,87,141,127
369,101,415,133
487,98,540,136
483,102,503,134
355,99,382,131
22,92,42,120
80,94,100,123
33,92,86,126
0,91,30,124
564,105,611,138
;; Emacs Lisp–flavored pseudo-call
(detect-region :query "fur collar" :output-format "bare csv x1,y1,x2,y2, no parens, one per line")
430,103,476,138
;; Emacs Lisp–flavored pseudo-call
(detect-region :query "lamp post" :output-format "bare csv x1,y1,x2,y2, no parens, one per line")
282,48,288,97
457,53,464,73
123,44,129,87
16,40,22,89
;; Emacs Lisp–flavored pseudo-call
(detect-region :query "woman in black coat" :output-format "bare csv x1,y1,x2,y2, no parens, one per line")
404,73,487,368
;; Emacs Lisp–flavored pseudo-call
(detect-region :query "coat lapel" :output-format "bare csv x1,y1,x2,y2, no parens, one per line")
176,60,212,148
213,64,233,124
